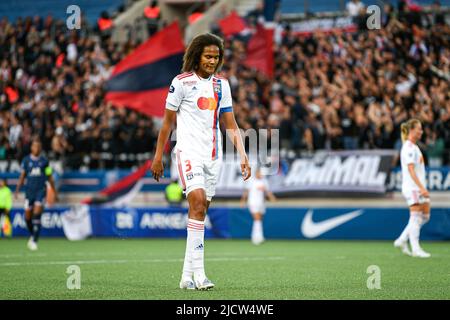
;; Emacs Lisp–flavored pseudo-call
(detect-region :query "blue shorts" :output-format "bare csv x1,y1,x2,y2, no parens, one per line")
25,189,46,210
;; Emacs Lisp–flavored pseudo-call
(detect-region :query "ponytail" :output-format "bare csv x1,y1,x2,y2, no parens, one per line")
400,123,409,143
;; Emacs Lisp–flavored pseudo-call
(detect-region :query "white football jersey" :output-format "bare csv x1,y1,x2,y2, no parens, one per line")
400,140,426,192
166,72,233,160
247,177,269,208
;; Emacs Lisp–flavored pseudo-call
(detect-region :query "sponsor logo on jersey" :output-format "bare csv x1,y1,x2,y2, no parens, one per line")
30,167,42,176
197,97,217,110
183,80,197,86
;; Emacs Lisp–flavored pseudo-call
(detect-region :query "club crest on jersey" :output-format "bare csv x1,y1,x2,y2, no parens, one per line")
213,82,221,93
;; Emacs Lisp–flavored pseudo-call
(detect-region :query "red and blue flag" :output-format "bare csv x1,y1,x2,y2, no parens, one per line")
105,22,185,118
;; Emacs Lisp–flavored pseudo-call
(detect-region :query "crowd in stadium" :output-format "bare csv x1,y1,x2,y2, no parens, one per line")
0,12,158,170
221,1,449,165
0,0,449,170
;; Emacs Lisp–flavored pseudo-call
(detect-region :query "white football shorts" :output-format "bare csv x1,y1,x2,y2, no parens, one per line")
402,189,430,207
175,149,222,201
249,204,266,215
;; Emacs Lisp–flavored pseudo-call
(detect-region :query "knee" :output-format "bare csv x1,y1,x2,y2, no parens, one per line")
190,199,206,219
421,213,430,224
25,210,32,221
33,206,43,216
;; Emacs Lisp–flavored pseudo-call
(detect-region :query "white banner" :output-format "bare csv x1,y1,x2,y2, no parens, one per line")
215,150,398,198
61,205,92,241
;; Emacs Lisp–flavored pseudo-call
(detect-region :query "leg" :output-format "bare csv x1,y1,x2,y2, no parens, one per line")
180,158,218,290
408,201,430,257
412,201,431,257
31,202,44,244
24,202,39,251
396,203,421,242
181,188,206,285
394,204,422,256
251,212,264,245
420,201,430,226
24,207,33,236
186,189,213,289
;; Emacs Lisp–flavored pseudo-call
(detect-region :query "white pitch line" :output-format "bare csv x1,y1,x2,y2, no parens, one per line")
0,256,284,267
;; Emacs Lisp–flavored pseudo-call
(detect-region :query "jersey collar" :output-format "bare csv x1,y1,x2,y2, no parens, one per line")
195,72,212,81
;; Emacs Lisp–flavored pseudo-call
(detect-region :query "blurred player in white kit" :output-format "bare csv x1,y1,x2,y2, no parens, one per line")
241,167,276,245
394,118,431,258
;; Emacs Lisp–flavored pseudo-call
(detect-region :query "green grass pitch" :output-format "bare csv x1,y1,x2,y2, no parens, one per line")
0,238,449,300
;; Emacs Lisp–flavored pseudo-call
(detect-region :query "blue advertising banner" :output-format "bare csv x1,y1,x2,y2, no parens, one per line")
230,207,450,240
6,207,450,240
388,167,450,192
8,207,230,239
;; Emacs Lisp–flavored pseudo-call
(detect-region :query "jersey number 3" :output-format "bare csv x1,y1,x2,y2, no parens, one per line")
185,160,192,172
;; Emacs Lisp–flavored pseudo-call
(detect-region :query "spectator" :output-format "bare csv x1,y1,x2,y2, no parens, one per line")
144,0,161,37
425,128,445,167
346,0,365,17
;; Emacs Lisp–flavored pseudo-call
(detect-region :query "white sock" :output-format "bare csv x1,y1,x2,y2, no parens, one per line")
420,213,430,227
181,232,193,281
252,220,263,242
397,211,419,243
409,212,423,252
187,218,206,283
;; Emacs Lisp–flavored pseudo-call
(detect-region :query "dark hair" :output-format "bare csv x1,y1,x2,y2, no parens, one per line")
182,33,224,73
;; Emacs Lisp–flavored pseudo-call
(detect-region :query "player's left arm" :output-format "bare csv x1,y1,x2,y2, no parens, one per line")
45,164,58,202
222,112,251,181
220,81,251,181
264,180,276,202
240,189,248,207
266,190,277,202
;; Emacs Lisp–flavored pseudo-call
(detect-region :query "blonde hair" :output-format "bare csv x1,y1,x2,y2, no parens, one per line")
400,118,421,142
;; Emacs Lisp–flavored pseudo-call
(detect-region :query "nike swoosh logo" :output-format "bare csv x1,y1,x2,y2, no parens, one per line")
301,209,363,238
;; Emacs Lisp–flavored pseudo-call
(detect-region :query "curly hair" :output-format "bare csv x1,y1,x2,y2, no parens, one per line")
182,33,224,73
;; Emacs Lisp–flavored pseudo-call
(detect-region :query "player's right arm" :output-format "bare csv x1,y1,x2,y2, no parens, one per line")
240,189,248,207
266,190,277,202
152,77,183,182
151,109,177,182
14,170,26,200
407,164,428,197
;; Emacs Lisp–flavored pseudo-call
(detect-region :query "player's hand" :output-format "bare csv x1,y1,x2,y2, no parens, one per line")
241,158,251,181
151,159,164,182
420,188,429,198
